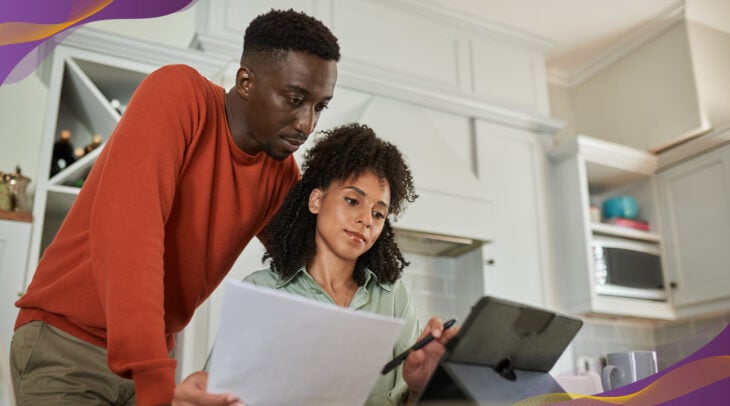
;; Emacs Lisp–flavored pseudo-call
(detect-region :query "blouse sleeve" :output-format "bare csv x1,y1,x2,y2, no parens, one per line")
385,280,420,405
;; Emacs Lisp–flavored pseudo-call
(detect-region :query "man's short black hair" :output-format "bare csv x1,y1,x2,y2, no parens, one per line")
242,9,340,65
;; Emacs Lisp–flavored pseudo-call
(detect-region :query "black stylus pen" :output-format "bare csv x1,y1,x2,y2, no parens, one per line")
381,318,457,375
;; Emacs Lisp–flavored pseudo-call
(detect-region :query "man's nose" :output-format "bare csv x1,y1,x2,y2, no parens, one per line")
294,107,316,135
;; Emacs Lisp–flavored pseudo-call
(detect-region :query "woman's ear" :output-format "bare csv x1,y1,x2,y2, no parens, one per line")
308,188,322,214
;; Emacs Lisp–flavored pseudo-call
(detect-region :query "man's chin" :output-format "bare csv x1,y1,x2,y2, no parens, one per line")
262,145,291,161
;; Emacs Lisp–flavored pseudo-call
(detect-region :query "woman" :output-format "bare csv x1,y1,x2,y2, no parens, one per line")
245,123,456,405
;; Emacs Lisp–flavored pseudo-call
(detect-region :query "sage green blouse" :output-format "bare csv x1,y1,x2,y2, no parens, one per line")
244,267,420,406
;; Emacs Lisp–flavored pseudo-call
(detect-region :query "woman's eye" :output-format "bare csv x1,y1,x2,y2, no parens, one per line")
373,211,386,220
344,197,357,205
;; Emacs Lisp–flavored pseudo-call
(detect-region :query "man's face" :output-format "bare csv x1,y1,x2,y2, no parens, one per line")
241,51,338,160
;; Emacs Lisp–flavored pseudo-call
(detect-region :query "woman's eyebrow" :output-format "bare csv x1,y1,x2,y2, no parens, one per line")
344,186,389,209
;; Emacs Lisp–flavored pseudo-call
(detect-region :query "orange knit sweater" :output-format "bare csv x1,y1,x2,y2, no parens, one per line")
16,65,299,405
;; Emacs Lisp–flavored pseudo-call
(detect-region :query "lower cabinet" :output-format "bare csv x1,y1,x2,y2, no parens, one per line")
0,217,32,351
657,142,730,317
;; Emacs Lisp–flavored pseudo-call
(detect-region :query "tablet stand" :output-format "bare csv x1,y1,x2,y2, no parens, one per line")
418,360,570,405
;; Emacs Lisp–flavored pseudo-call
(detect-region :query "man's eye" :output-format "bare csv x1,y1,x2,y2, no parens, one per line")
289,97,304,106
344,197,357,205
315,103,329,112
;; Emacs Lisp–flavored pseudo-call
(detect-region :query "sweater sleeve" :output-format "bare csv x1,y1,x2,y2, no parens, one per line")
87,65,201,404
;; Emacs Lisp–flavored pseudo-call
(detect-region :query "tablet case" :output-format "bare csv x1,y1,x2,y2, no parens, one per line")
417,296,583,405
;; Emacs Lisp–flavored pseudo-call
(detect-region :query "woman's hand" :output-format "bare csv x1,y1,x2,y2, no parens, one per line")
172,371,244,406
402,317,460,395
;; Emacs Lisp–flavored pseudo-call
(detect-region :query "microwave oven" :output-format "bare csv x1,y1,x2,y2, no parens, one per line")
591,236,667,301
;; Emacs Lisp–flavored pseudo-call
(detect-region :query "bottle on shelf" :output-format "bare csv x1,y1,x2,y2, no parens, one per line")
50,129,76,177
73,134,104,161
84,134,103,154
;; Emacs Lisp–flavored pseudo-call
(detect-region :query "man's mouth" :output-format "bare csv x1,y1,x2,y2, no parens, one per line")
282,135,306,152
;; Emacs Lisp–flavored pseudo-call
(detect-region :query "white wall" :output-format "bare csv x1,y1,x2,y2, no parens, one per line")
0,4,199,189
0,76,47,187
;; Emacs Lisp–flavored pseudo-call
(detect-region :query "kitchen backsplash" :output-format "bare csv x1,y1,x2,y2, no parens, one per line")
400,249,484,327
571,311,729,371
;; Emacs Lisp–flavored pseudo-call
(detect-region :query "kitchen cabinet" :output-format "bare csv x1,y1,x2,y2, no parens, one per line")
0,216,32,351
194,0,552,117
475,120,554,309
549,135,674,319
657,142,730,317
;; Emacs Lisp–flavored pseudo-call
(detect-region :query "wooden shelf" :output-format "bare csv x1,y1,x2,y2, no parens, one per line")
0,210,32,222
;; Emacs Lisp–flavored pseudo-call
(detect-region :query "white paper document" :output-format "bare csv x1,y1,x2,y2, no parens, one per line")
208,278,405,406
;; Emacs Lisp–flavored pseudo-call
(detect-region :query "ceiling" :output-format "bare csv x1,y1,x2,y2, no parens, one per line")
423,0,729,87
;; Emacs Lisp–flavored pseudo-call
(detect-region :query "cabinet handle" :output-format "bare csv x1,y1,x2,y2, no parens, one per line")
485,258,495,265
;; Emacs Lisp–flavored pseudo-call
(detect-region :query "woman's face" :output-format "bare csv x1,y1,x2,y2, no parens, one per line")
309,171,391,263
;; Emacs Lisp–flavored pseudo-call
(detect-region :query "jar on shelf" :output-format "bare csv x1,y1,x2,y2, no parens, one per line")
0,173,11,211
3,165,31,212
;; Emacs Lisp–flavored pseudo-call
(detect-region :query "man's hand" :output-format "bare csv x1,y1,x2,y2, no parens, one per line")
402,317,460,395
172,371,244,406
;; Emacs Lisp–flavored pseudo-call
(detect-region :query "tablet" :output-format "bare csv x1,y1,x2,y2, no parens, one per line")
446,296,583,372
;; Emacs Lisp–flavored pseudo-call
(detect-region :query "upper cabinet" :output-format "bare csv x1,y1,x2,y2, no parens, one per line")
192,0,555,121
656,135,730,318
549,135,674,319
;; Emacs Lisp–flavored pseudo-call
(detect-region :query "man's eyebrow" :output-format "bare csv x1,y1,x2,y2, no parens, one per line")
285,85,333,101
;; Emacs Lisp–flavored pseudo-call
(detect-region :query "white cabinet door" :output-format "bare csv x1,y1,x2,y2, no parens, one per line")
0,219,32,350
657,143,730,310
475,120,553,309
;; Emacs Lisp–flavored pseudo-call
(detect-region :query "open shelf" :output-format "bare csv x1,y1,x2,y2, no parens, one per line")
590,222,662,242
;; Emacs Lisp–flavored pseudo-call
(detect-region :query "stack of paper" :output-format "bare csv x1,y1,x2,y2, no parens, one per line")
208,279,405,405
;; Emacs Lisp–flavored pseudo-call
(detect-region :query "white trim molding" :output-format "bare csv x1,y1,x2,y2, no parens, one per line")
56,27,230,80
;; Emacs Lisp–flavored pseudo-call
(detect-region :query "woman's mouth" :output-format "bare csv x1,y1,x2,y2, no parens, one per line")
346,231,365,243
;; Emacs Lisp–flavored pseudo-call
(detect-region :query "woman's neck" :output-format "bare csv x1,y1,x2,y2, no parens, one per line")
307,254,358,307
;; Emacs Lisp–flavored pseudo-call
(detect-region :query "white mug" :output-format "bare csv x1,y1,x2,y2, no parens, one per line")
601,350,658,390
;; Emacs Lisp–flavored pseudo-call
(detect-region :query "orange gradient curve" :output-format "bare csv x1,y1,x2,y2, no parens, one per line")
0,0,112,46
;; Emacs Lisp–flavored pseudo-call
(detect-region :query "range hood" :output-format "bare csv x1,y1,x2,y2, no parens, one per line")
309,89,496,255
393,228,484,257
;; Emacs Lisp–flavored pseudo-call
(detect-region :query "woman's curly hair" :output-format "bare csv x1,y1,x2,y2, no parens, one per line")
261,123,418,285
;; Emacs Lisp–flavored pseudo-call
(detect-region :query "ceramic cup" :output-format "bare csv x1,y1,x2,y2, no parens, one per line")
601,350,658,390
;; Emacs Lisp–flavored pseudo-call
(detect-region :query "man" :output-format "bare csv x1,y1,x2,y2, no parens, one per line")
11,9,339,406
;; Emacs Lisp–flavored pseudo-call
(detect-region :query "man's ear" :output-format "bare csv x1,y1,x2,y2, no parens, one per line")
309,188,322,214
236,66,254,99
